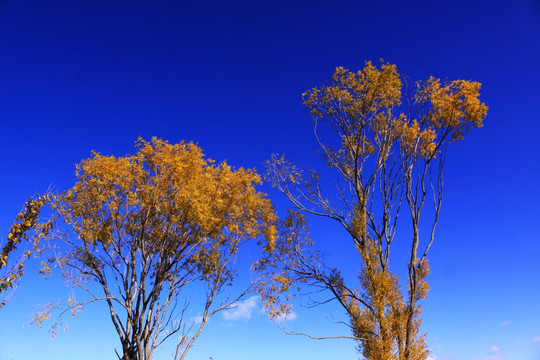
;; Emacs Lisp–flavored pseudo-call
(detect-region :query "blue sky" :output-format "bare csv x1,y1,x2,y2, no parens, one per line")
1,1,539,359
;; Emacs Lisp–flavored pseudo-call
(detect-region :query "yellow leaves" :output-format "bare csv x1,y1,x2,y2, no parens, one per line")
303,60,402,123
302,61,487,167
398,77,487,158
253,209,312,320
33,313,50,328
57,136,278,283
343,238,414,360
1,193,51,306
417,77,487,142
415,259,430,300
287,167,303,185
272,274,293,292
31,303,54,329
396,118,438,159
39,261,52,278
351,202,367,240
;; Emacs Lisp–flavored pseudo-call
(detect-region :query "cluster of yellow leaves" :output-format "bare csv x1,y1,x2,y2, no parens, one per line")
341,240,429,360
398,77,487,159
395,119,438,158
417,77,487,141
1,194,51,304
32,308,51,328
413,259,430,301
254,209,313,320
303,61,402,118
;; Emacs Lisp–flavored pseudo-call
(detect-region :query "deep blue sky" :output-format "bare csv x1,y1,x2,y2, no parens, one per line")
1,1,539,360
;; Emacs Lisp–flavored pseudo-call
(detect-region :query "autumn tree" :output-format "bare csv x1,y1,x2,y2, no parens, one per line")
38,138,276,360
1,194,50,309
256,61,487,360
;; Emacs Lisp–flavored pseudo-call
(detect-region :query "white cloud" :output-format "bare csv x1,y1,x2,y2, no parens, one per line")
191,315,204,325
274,311,298,323
533,336,540,343
499,320,511,327
427,356,436,360
222,296,258,321
483,345,504,360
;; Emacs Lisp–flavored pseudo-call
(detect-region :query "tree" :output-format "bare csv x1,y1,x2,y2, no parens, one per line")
38,138,276,360
1,194,50,308
256,61,487,360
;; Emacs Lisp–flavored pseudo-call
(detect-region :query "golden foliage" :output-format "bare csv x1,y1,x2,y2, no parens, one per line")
57,137,276,258
1,194,51,307
254,209,312,319
343,240,431,360
302,61,486,165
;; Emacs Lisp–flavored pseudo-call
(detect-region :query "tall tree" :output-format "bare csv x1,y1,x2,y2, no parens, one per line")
1,194,50,308
38,138,276,360
256,61,487,360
